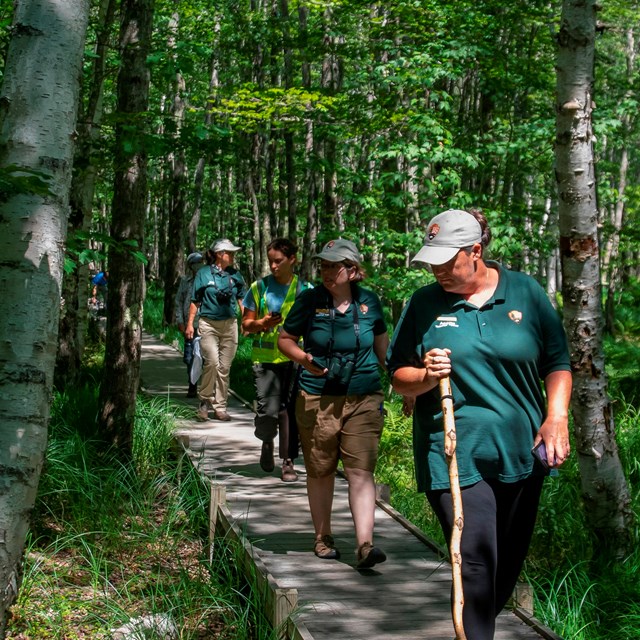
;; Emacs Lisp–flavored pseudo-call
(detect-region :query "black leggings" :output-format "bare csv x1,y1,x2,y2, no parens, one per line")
427,476,544,640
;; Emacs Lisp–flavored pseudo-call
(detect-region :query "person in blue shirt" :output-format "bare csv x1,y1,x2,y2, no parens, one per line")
242,238,311,483
91,270,108,311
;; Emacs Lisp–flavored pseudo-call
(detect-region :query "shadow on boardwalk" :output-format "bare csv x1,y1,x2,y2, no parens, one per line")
140,332,562,640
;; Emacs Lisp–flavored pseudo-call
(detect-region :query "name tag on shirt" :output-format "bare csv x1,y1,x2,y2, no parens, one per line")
434,316,459,328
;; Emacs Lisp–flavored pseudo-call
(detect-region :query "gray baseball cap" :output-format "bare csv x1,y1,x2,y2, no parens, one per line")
412,210,482,266
187,252,203,265
313,238,362,264
211,238,241,253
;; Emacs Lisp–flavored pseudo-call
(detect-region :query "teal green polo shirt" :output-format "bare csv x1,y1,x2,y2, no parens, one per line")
192,265,246,320
387,263,571,491
283,285,387,395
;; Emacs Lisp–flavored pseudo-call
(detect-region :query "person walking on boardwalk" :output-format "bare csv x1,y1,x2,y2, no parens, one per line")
186,239,247,422
386,209,572,639
278,238,389,569
175,252,204,398
241,238,312,483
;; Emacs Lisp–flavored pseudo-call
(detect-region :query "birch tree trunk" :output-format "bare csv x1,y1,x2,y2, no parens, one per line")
98,0,154,452
555,0,633,559
0,0,89,632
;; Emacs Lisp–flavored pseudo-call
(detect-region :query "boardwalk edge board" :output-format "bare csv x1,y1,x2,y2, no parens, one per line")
207,479,314,640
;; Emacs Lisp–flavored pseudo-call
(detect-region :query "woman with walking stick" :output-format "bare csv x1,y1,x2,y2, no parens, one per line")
387,209,572,640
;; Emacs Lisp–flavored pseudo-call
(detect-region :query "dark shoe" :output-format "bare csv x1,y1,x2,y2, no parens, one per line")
187,383,197,398
314,535,340,560
260,440,275,472
214,409,231,421
196,401,210,422
281,459,298,482
356,541,386,569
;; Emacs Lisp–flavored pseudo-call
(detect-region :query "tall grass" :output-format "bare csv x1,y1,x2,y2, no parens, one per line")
231,336,257,403
143,282,184,349
7,385,277,639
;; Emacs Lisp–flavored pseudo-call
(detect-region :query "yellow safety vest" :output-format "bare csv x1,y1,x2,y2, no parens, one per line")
250,275,300,364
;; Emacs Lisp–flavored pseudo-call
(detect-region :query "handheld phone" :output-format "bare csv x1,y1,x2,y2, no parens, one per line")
306,358,326,375
531,441,551,470
271,311,282,320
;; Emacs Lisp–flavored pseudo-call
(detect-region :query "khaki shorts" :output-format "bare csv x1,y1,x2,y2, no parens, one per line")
295,390,385,478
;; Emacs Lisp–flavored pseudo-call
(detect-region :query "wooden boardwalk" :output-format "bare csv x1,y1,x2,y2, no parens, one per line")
140,333,561,640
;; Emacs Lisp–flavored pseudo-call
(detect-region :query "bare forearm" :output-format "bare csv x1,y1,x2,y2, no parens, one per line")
391,366,437,396
278,334,306,365
374,333,389,370
391,348,451,396
544,370,572,420
187,303,198,326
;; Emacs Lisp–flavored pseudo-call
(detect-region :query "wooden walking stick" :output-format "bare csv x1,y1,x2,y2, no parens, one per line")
440,376,466,640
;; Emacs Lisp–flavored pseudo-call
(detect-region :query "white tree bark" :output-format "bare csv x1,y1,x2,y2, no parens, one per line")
555,0,633,558
0,0,89,633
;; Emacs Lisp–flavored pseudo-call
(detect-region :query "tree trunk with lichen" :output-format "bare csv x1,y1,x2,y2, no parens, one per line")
98,0,153,453
555,0,633,560
0,0,89,634
55,0,117,389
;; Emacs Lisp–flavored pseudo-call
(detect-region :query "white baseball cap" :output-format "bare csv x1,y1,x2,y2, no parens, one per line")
211,238,241,253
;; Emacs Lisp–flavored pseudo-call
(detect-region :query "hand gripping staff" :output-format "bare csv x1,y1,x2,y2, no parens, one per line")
439,376,466,640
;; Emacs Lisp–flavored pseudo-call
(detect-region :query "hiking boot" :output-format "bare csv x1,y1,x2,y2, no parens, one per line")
214,409,231,421
187,383,198,398
260,440,275,472
356,541,386,569
281,459,298,482
196,401,210,422
314,535,340,560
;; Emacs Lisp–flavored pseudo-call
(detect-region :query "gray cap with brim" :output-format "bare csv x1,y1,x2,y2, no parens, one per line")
313,238,362,264
412,209,482,266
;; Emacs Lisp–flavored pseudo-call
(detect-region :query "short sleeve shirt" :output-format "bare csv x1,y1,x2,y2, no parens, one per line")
242,275,312,315
283,285,387,396
192,265,247,320
386,263,571,491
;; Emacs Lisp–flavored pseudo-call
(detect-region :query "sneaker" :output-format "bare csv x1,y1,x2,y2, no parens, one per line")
281,459,298,482
260,440,275,472
356,542,386,569
214,409,231,421
314,534,340,560
196,401,210,422
187,383,198,398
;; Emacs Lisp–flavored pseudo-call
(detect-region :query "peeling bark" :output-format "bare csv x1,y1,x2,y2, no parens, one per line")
0,0,89,632
556,0,633,559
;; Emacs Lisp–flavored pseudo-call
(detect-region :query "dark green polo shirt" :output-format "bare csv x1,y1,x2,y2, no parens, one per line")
387,262,571,491
192,265,246,320
283,285,387,396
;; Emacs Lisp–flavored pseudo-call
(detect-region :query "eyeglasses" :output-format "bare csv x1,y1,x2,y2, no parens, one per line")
320,262,348,271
